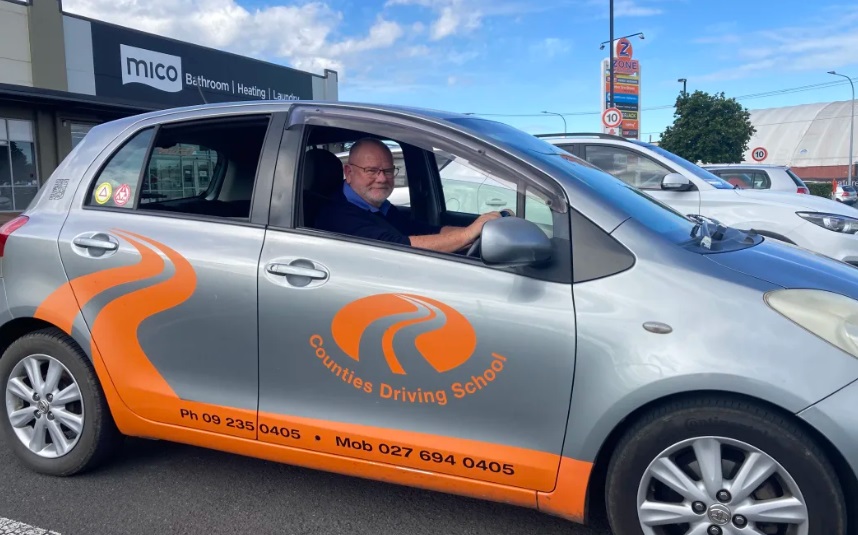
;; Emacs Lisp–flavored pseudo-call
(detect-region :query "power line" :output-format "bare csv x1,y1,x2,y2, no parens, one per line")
461,78,855,118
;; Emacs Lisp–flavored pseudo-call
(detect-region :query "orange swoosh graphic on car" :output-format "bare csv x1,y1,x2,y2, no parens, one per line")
331,294,420,362
404,294,476,373
34,235,164,335
331,293,478,375
381,296,438,375
88,229,197,405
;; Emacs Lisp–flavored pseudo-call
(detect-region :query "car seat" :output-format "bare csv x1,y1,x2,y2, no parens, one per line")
302,148,346,227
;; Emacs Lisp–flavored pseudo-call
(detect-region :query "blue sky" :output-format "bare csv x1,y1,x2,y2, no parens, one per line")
65,0,858,141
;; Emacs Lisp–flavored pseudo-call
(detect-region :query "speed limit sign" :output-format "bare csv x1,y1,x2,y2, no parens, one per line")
602,107,623,129
751,147,768,162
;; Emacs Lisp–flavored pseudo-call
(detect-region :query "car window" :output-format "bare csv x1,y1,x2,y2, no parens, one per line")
435,150,555,236
142,144,219,203
632,141,734,189
86,115,270,220
583,145,672,190
785,168,807,187
712,170,771,189
87,128,155,208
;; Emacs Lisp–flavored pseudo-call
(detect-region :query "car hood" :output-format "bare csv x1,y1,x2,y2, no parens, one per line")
706,238,858,299
732,189,853,214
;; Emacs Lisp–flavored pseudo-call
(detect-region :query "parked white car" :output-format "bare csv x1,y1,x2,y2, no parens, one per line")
833,183,858,205
541,133,858,266
701,163,811,195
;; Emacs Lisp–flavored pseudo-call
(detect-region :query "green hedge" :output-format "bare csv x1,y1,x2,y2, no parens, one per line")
808,182,834,198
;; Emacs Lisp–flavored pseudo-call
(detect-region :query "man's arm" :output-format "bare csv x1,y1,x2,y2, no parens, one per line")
409,212,501,253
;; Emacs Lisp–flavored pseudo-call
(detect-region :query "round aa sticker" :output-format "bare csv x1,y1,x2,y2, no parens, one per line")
113,184,131,207
94,182,113,205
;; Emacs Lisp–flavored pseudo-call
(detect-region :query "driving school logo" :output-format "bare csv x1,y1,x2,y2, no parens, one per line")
309,293,508,407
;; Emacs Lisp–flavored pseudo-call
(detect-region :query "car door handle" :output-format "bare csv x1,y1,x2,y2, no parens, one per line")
73,237,118,251
266,263,328,280
485,198,506,207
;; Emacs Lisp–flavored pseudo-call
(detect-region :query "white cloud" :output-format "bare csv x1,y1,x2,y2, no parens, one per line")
62,0,404,78
385,0,557,40
613,0,662,17
532,37,572,58
695,6,858,82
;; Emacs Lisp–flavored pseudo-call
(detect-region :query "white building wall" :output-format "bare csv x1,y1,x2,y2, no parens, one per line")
0,1,33,87
747,100,858,167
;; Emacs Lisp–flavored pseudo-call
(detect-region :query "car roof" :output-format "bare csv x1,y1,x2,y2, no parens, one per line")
702,163,789,169
86,100,481,140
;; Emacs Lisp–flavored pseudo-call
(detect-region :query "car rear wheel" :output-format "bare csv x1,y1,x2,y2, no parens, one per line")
1,328,122,475
604,397,846,535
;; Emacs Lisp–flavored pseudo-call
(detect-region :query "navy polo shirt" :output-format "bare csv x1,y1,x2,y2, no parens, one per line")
314,184,442,245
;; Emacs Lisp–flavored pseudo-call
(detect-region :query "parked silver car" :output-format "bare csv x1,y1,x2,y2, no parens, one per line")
2,101,858,535
701,163,811,195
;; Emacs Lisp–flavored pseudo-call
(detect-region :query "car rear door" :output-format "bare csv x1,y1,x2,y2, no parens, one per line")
254,107,577,493
44,110,286,438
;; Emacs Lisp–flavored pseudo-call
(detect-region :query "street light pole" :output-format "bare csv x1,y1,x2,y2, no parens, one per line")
541,111,567,135
678,78,687,95
828,70,855,185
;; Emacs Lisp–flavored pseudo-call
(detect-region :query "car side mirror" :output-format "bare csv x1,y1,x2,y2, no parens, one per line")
661,172,693,191
480,217,552,267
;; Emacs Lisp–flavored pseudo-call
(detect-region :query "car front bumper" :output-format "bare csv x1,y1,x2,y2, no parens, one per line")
797,378,858,485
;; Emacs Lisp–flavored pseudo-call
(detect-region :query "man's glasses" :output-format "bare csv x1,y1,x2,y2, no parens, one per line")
348,163,400,178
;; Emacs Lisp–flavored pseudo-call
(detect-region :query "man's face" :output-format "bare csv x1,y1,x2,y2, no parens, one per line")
345,143,395,207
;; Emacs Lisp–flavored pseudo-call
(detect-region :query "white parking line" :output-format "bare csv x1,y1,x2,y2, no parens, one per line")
0,517,61,535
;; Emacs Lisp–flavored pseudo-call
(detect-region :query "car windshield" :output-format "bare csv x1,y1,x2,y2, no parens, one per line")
629,140,735,190
448,117,699,244
845,186,856,193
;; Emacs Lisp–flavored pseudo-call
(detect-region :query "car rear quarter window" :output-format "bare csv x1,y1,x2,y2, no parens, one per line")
86,128,154,209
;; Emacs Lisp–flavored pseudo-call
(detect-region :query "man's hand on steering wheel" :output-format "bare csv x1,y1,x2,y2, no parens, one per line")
464,209,516,257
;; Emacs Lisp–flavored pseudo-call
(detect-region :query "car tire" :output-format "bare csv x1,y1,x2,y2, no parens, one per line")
604,396,846,535
1,328,123,476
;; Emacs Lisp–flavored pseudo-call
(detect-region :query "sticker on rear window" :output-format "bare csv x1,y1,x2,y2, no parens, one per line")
113,184,131,207
94,182,113,205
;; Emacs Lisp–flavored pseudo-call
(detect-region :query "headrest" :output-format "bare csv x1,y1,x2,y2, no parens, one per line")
303,148,345,196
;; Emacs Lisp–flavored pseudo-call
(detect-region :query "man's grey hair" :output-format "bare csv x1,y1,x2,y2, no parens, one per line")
349,137,393,161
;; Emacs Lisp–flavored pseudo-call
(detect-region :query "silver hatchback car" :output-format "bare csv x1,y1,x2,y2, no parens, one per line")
701,163,811,195
2,101,858,535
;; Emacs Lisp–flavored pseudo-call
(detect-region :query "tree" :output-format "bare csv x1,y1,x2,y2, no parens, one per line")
658,90,756,164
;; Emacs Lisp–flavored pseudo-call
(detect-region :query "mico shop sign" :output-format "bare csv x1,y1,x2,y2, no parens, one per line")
120,45,183,93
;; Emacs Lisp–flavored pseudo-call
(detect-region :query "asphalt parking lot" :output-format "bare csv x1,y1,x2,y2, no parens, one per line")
0,435,611,535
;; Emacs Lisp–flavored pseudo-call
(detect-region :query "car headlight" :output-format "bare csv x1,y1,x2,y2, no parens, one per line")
797,212,858,234
765,289,858,358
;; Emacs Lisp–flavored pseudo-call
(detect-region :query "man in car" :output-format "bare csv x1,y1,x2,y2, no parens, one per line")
314,137,505,253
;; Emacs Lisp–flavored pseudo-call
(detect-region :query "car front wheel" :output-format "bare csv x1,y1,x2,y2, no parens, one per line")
604,397,846,535
1,328,122,476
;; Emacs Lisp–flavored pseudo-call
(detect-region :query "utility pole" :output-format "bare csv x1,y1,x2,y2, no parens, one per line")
828,71,855,185
609,0,614,110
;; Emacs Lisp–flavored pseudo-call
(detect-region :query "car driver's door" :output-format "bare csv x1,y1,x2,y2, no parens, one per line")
255,111,577,493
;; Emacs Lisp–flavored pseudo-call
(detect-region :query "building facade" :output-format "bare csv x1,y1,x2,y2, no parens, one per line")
0,0,338,216
745,99,857,182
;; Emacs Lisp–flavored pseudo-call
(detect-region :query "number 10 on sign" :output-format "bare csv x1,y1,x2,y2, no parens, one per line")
602,107,623,129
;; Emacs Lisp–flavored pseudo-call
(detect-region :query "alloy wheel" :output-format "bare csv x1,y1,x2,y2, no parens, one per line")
637,436,808,535
5,353,85,458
